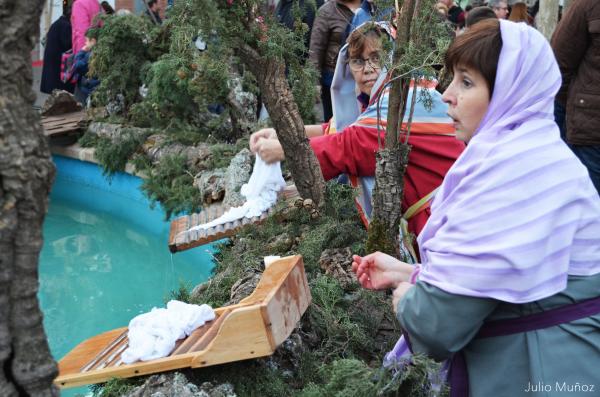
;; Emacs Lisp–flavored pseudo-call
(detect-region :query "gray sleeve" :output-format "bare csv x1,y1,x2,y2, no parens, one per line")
397,281,499,361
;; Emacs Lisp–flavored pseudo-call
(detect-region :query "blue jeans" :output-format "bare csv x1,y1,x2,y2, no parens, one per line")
555,100,600,195
570,145,600,195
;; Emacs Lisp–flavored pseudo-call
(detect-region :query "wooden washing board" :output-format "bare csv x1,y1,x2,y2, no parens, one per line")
54,255,311,389
168,184,299,253
42,110,87,138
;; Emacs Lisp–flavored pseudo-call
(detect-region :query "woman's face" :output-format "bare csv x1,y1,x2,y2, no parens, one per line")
349,39,382,96
442,65,490,142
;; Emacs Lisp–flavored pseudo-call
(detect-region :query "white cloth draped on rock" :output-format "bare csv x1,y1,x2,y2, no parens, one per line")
122,300,215,364
183,154,286,233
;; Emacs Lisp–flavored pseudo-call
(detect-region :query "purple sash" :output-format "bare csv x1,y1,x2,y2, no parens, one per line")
449,295,600,397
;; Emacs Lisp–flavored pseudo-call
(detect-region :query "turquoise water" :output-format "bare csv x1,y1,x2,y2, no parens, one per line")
39,156,215,396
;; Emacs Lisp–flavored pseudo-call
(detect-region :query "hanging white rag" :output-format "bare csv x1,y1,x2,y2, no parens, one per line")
121,300,215,364
183,154,286,233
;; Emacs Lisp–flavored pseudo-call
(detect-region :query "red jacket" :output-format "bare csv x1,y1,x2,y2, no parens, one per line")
310,121,464,236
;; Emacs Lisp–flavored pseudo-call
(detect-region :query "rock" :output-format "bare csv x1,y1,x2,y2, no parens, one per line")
266,233,294,252
198,381,236,397
41,90,82,116
142,136,213,171
87,122,147,141
190,282,209,302
106,93,126,115
228,76,257,123
194,168,226,205
126,372,200,397
222,149,253,208
125,373,236,397
87,122,122,139
318,248,357,290
265,324,318,387
228,270,262,305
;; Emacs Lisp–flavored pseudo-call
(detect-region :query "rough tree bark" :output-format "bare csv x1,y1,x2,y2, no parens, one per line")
238,45,326,206
0,1,59,396
537,0,559,41
366,0,417,257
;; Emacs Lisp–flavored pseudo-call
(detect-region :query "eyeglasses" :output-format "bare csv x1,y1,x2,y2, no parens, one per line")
348,54,382,71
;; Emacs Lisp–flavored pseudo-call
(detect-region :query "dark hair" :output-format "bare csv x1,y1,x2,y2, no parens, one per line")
346,23,385,59
101,1,115,14
147,0,158,7
445,18,502,97
465,6,497,27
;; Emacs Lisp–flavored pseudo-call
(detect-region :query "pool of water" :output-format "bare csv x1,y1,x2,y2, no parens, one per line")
39,156,215,395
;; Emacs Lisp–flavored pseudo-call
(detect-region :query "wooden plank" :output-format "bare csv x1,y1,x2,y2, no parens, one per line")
42,110,86,138
190,306,272,368
80,330,128,372
188,309,232,352
56,352,198,389
58,327,128,376
262,257,311,347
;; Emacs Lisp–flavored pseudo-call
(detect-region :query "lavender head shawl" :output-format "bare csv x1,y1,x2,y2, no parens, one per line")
417,20,600,303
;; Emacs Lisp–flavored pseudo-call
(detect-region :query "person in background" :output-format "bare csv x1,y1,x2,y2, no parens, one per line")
552,0,600,195
309,0,361,122
72,28,100,105
437,0,466,28
71,0,101,54
353,19,600,396
100,1,115,15
251,23,464,240
435,2,449,19
508,2,531,24
489,0,508,19
145,0,162,25
275,0,324,59
465,6,496,28
41,4,74,94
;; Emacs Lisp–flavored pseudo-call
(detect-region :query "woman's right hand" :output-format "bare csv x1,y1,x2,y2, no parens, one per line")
351,252,413,290
249,128,277,153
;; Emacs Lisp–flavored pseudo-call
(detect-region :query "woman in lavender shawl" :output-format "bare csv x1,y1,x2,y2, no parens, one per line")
353,19,600,396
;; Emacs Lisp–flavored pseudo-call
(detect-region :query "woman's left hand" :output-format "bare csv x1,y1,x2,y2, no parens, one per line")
392,282,414,315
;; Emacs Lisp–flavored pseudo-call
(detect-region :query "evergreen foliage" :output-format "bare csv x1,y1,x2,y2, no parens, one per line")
138,154,203,219
90,15,156,109
79,128,150,177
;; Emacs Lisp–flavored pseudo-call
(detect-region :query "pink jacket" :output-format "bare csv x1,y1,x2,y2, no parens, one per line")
71,0,101,54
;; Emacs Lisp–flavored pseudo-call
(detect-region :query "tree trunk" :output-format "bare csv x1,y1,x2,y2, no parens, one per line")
367,0,416,257
238,45,326,206
537,0,559,41
0,1,59,396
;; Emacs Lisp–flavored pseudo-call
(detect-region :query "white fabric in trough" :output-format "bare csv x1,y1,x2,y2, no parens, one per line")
185,154,286,233
121,300,215,364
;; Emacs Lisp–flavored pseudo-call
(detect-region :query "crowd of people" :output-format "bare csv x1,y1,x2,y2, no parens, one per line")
252,1,600,395
40,0,164,104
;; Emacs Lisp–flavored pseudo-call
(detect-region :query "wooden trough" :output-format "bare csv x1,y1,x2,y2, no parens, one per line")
168,185,299,253
42,110,87,138
54,255,311,389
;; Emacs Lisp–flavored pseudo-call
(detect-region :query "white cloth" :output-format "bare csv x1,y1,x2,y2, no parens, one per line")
121,300,215,364
264,255,281,268
184,154,286,233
